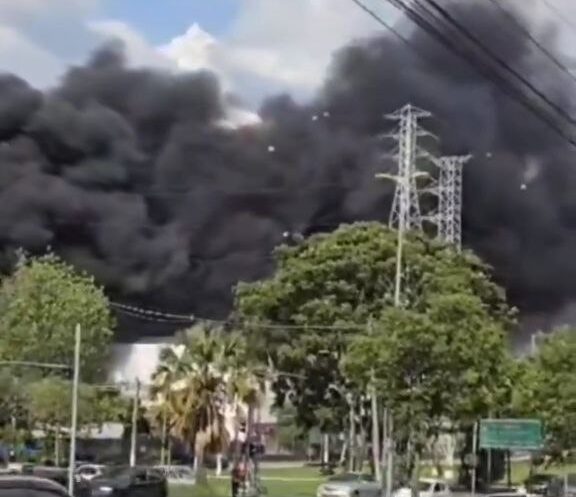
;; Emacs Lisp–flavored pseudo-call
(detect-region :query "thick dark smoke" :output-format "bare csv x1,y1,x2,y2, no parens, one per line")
0,1,574,342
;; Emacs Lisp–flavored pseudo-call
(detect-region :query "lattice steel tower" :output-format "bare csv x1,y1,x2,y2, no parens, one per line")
436,155,471,250
386,104,433,231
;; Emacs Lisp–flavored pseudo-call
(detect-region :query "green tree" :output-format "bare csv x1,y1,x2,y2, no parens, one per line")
345,293,512,484
0,370,19,426
25,377,107,464
234,223,513,430
274,404,307,454
158,326,235,478
151,325,265,479
0,253,115,381
516,329,576,463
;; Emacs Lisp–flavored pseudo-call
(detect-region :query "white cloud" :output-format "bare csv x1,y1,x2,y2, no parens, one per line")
89,19,175,70
159,0,576,104
0,25,64,86
162,0,390,101
0,0,103,88
162,23,218,73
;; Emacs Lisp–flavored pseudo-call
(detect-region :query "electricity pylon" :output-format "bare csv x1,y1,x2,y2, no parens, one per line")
436,155,471,250
383,104,434,231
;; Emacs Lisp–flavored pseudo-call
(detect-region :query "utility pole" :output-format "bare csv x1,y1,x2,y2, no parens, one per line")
436,155,471,250
367,321,381,483
471,422,478,497
385,415,394,497
370,377,381,483
67,324,81,496
129,379,140,467
376,104,437,496
160,404,168,465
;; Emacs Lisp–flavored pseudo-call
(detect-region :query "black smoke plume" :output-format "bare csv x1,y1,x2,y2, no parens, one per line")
0,1,573,342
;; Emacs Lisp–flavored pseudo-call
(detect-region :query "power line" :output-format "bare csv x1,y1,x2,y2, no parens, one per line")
417,0,576,128
110,301,195,322
487,0,576,88
539,0,576,34
44,217,349,229
113,308,197,325
361,0,576,148
110,300,365,330
399,0,576,146
350,0,417,50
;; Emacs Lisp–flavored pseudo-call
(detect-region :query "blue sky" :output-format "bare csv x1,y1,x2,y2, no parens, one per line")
100,0,239,43
0,0,389,101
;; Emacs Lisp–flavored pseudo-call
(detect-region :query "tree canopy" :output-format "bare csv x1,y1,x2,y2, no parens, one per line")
0,253,115,381
26,378,100,429
514,328,576,459
234,222,515,430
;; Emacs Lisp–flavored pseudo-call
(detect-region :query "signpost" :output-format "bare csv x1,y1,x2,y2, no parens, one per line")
479,419,543,450
479,419,543,489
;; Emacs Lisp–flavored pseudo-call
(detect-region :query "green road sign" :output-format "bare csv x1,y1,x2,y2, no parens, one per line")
479,419,543,450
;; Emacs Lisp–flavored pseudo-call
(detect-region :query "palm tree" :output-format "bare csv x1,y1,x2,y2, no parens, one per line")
165,326,233,480
226,345,267,460
149,325,266,481
149,347,181,465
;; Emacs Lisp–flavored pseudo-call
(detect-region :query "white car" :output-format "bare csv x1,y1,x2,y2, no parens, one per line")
392,478,451,497
75,464,105,481
317,473,381,497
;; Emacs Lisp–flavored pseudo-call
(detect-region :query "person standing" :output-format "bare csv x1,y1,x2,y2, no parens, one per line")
231,461,246,497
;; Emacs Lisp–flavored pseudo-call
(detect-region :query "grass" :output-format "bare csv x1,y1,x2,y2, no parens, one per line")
170,478,320,497
249,466,322,479
170,466,324,497
508,461,576,484
168,461,576,497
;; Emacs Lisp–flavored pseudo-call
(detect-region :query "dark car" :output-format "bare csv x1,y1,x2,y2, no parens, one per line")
525,474,556,495
89,466,167,497
0,475,71,497
21,466,91,497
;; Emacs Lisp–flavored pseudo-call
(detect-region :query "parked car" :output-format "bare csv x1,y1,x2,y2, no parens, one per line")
153,465,195,485
21,466,91,497
392,479,451,497
0,475,71,497
317,472,381,497
76,464,106,481
89,466,167,497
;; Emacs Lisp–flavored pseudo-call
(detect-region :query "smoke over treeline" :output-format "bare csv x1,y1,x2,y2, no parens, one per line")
0,1,574,341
